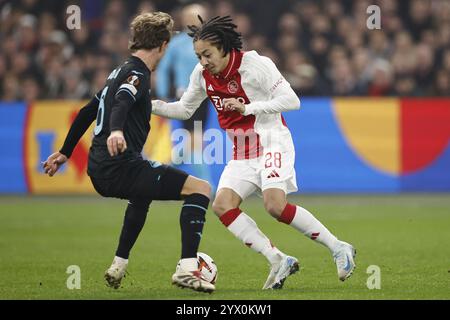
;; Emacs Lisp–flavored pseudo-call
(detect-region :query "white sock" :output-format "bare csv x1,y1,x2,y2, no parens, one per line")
280,204,339,253
179,258,198,272
113,256,128,265
222,209,284,265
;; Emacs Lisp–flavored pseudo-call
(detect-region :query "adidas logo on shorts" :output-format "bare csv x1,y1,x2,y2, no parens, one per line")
267,170,280,179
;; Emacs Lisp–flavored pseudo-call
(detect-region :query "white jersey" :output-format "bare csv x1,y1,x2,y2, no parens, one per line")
152,50,301,197
153,50,300,160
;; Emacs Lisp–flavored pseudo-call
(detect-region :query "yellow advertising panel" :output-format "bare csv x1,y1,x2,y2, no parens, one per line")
143,115,173,164
333,98,400,175
26,101,172,194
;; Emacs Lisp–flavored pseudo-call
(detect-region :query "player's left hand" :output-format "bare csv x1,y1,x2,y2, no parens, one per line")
42,152,68,177
223,98,245,114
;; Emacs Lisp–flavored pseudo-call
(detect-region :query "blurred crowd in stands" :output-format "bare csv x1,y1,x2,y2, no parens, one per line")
0,0,449,103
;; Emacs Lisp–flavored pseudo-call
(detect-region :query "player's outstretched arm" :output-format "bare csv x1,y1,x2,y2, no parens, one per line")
42,152,68,177
151,99,197,120
151,63,207,120
43,93,100,178
59,94,101,158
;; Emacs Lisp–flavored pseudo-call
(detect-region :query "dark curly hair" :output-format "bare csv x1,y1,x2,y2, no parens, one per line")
187,15,243,55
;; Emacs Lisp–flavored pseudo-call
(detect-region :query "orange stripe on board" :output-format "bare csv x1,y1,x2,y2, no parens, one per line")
333,98,400,175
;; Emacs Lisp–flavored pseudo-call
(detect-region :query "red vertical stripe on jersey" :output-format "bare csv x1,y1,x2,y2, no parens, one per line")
401,99,450,174
203,50,262,160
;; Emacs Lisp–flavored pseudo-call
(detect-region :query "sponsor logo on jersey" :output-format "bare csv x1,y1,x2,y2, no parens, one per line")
269,76,284,93
208,84,214,91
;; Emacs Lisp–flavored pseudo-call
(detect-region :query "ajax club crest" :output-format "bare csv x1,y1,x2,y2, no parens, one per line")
227,80,239,94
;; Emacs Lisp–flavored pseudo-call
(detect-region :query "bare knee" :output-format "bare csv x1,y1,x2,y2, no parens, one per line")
263,189,287,219
212,198,231,217
196,180,211,198
211,200,224,216
212,189,242,217
264,200,286,219
263,188,287,219
181,176,211,199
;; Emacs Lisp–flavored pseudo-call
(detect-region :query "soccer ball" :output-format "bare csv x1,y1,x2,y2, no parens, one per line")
197,252,218,284
176,252,218,284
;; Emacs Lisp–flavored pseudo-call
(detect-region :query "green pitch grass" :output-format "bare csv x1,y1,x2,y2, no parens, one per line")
0,194,449,300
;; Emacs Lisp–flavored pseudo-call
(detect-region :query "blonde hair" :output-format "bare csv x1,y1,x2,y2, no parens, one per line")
129,12,174,51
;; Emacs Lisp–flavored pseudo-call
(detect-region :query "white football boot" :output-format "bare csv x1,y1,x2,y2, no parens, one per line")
104,256,128,289
263,255,299,290
172,269,215,293
333,241,356,281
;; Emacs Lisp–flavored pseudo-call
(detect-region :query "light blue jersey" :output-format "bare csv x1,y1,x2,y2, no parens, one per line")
156,32,199,99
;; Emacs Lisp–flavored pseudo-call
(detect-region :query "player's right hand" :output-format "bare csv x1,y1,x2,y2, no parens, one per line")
151,99,166,107
42,152,68,177
107,130,127,157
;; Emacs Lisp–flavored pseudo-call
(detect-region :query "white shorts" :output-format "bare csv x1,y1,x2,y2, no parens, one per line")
217,148,298,200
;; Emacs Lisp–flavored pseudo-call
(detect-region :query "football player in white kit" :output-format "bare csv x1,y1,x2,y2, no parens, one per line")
152,16,356,289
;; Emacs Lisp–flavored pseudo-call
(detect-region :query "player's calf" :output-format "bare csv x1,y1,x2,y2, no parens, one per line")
212,188,242,217
264,200,287,219
179,193,209,258
262,188,287,219
212,199,235,217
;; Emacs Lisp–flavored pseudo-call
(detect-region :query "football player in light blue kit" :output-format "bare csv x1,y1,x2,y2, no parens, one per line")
156,3,212,184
